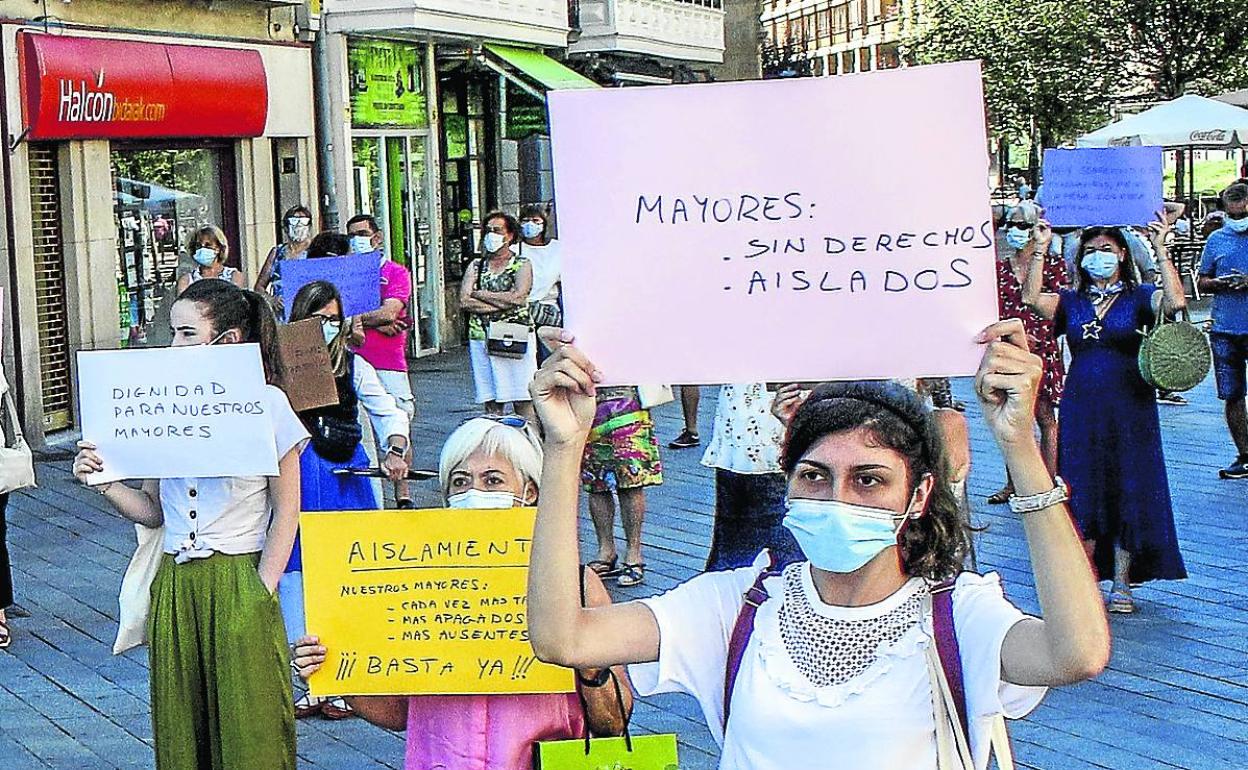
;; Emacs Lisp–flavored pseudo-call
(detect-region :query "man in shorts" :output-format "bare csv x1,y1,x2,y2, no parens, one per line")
582,387,663,587
1198,182,1248,479
348,213,418,504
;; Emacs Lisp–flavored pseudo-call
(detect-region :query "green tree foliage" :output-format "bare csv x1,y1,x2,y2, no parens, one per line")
1105,0,1248,98
905,0,1118,148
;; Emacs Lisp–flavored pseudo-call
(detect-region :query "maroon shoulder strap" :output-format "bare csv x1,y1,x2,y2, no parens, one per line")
931,577,970,741
722,553,781,729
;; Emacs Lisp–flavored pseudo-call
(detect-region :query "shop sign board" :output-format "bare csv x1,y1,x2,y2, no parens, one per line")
349,39,427,129
19,32,268,141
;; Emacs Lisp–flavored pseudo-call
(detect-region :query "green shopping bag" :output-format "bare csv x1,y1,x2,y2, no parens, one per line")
533,733,680,770
533,665,679,770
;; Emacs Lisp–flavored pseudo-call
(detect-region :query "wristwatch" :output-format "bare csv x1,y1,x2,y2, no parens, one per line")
1008,477,1069,514
384,444,407,458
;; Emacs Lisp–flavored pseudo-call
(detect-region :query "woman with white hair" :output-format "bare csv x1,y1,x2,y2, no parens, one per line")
289,416,631,770
988,202,1068,504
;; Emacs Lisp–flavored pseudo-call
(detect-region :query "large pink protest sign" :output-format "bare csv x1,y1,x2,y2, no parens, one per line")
547,61,999,385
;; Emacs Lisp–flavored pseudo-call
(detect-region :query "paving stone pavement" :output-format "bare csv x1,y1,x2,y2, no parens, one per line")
1,348,1247,769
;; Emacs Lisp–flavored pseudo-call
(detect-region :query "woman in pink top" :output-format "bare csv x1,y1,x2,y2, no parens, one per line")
291,416,631,769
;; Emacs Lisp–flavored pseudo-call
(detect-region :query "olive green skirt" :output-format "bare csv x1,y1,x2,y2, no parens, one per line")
148,552,295,770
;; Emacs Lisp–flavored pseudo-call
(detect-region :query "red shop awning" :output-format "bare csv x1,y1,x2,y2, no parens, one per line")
19,31,269,141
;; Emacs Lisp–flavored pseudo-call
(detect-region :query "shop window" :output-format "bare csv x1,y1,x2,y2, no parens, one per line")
842,50,856,73
352,135,439,354
110,143,237,347
813,57,824,76
877,43,901,69
859,47,872,71
828,53,839,75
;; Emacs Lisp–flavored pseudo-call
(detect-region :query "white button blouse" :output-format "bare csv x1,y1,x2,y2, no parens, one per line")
160,385,309,562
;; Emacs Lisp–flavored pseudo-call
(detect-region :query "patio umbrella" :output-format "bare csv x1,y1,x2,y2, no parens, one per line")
1076,94,1248,148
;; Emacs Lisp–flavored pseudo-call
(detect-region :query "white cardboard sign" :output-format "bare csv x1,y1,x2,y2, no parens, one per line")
77,344,278,483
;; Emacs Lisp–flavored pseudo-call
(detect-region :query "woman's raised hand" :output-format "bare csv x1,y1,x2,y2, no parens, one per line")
73,440,104,486
1031,218,1053,253
974,319,1042,451
530,328,600,445
291,635,327,681
769,384,808,427
1147,207,1171,249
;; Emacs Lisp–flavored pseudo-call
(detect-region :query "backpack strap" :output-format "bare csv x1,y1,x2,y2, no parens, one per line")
722,552,782,730
931,577,970,741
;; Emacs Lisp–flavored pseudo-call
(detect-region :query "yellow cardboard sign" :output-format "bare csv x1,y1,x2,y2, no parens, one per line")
301,508,574,697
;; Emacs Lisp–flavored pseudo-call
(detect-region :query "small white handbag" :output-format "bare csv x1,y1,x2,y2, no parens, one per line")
636,384,674,410
0,373,35,494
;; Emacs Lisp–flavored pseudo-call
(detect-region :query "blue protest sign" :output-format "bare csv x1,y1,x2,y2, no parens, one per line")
1038,147,1163,228
279,255,382,319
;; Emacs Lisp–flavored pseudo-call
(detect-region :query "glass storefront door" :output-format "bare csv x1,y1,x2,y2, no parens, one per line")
110,143,237,347
352,133,441,355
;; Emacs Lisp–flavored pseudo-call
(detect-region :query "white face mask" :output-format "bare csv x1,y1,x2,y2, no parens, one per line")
483,232,506,254
350,235,375,255
447,489,522,509
287,220,311,242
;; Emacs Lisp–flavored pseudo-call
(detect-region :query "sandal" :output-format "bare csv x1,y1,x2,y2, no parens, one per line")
986,487,1013,505
294,692,323,719
586,557,620,578
0,616,10,650
617,563,646,588
1108,583,1136,614
321,697,355,720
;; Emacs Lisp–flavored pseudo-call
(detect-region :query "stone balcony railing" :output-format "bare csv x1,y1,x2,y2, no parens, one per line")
569,0,726,63
322,0,570,48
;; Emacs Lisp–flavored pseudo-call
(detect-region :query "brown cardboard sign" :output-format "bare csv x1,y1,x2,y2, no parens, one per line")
277,319,339,412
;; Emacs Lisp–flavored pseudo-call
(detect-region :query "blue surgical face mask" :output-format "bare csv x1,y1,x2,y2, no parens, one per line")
1225,215,1248,234
350,235,375,255
192,247,218,266
782,498,911,574
321,319,342,346
1004,228,1031,251
447,489,522,509
521,221,544,240
1080,249,1120,281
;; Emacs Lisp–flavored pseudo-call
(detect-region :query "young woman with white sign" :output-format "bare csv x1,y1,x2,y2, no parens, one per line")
73,280,306,770
290,416,631,769
524,321,1110,770
281,279,410,719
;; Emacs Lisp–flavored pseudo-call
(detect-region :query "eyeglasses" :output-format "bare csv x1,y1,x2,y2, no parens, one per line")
1007,222,1033,231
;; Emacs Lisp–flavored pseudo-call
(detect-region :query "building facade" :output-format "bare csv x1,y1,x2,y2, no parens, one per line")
761,0,919,77
0,0,316,447
318,0,725,348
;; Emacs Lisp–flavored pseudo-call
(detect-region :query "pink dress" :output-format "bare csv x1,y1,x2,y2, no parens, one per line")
405,693,584,770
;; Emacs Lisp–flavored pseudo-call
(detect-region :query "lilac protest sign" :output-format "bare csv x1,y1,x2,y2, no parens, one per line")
548,61,998,385
1039,147,1163,228
278,255,382,319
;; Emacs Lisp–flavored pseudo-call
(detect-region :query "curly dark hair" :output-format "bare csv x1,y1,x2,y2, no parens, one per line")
780,380,971,581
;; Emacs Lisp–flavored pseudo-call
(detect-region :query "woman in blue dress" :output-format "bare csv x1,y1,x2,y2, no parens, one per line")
279,280,412,717
1024,213,1187,613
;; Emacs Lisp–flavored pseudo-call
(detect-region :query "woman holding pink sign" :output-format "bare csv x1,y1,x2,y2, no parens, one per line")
524,321,1109,770
72,280,306,770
